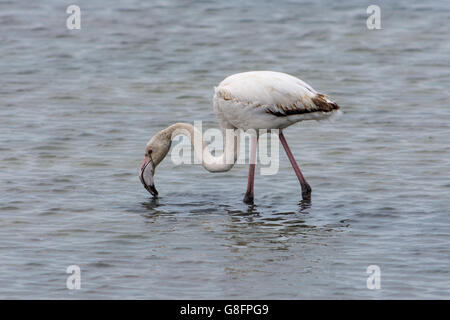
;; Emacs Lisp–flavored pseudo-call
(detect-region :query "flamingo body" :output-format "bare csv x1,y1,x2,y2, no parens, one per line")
214,71,340,130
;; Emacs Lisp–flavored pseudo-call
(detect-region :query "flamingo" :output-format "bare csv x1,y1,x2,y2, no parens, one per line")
139,71,340,204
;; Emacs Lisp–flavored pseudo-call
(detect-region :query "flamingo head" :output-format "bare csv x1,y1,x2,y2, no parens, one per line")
139,131,172,197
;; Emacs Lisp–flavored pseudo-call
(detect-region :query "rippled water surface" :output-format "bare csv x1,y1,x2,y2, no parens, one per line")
1,0,449,299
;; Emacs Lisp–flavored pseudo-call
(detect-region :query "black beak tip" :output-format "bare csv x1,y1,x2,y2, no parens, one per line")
139,174,158,197
148,185,158,197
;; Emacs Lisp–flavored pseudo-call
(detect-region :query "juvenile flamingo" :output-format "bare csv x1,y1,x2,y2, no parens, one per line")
139,71,340,204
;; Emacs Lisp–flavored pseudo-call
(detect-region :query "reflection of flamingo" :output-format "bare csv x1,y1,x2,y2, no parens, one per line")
139,71,340,204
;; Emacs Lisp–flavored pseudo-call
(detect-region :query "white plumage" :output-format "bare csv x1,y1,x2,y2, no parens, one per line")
213,71,340,130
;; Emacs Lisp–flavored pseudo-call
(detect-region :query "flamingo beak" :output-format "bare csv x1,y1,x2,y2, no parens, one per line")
139,156,158,196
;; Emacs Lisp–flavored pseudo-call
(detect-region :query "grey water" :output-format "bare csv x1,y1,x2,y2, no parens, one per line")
1,0,449,299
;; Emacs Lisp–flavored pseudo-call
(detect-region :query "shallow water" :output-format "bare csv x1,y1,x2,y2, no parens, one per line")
1,0,449,299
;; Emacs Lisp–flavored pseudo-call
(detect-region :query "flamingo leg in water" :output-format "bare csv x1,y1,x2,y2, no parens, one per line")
243,135,257,204
279,131,312,200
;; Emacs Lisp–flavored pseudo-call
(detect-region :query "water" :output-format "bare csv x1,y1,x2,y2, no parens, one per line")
1,0,449,299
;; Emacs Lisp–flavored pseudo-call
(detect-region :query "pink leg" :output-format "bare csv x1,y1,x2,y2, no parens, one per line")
243,135,257,204
279,131,312,200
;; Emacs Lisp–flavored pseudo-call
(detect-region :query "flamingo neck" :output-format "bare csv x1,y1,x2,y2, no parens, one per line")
163,122,239,172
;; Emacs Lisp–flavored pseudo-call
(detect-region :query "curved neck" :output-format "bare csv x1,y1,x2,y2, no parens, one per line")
163,122,239,172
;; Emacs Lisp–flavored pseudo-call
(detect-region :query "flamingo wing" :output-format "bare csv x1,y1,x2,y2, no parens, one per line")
215,71,339,116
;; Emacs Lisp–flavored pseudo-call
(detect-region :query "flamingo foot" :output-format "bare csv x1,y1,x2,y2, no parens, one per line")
301,183,312,200
243,192,254,204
